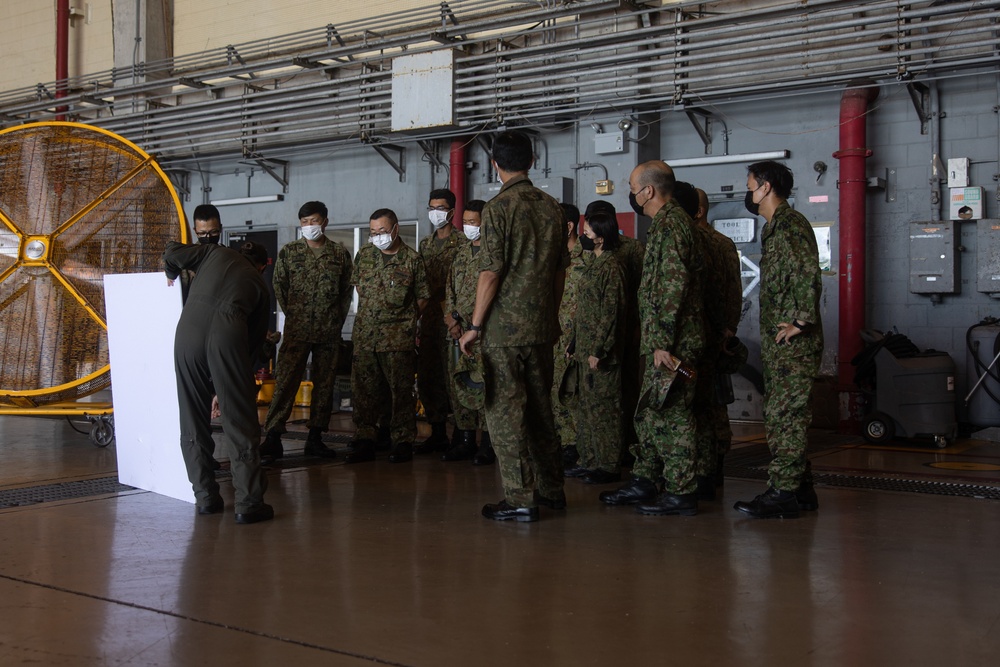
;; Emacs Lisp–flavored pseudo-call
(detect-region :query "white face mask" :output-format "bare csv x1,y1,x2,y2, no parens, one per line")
301,224,324,241
372,232,394,251
463,225,481,241
428,210,450,229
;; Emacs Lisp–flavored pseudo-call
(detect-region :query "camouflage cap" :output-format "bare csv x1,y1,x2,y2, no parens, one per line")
635,368,679,414
717,336,749,374
558,359,580,404
452,349,485,411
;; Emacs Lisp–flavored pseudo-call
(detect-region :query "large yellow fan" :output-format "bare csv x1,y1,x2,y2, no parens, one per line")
0,121,186,419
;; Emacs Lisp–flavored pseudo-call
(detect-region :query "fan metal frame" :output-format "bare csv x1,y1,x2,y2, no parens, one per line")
0,121,186,410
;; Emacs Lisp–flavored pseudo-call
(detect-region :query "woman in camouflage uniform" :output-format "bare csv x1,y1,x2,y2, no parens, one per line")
566,212,628,486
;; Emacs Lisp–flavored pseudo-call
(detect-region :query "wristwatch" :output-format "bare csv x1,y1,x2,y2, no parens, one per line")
468,324,482,332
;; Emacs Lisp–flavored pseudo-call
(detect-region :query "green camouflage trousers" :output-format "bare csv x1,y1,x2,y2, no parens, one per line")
552,350,577,448
352,348,417,445
482,344,563,508
631,361,698,495
418,315,451,423
446,340,482,431
264,338,339,433
762,339,818,491
575,364,622,473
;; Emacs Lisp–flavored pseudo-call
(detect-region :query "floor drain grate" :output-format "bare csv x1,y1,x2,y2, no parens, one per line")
0,478,135,509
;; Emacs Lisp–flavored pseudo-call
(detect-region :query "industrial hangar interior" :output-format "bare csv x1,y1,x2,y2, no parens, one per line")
1,1,999,664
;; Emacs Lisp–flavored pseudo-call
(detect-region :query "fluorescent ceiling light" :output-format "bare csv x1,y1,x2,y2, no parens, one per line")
210,194,285,206
665,151,790,168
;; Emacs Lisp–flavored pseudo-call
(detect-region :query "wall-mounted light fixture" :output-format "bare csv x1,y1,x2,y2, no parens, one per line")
210,194,285,206
665,150,790,168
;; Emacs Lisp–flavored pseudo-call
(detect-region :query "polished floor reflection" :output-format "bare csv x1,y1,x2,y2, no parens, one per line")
1,411,999,666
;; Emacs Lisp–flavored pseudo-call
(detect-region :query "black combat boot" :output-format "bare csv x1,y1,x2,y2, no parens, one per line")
733,487,800,518
441,429,477,461
795,480,819,511
259,430,283,462
413,422,449,454
471,431,496,466
636,492,699,516
599,476,658,505
344,439,376,464
303,427,337,458
388,441,413,463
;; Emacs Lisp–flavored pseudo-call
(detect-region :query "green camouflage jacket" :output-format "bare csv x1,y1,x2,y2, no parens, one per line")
557,241,590,352
273,237,353,343
419,228,468,320
447,242,481,330
352,241,430,352
760,201,823,354
574,249,627,364
638,199,706,362
479,175,569,348
697,224,742,341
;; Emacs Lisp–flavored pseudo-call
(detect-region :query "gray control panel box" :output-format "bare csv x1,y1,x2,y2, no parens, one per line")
909,221,959,294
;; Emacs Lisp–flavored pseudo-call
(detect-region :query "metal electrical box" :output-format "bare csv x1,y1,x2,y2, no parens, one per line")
909,221,959,294
976,219,1000,296
391,50,455,132
472,177,574,204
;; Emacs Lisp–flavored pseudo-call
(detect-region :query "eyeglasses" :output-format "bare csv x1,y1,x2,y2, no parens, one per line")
195,231,221,238
427,205,452,212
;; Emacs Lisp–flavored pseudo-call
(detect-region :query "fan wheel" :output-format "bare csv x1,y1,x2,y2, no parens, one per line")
0,122,186,407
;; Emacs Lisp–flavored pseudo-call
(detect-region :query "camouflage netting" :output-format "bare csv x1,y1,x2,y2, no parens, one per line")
0,122,184,407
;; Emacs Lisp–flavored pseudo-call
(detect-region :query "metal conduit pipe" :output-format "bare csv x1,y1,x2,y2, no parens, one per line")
450,139,467,229
55,0,70,120
834,83,878,432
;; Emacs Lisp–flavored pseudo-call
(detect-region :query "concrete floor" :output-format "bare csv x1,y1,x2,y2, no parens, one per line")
1,409,999,666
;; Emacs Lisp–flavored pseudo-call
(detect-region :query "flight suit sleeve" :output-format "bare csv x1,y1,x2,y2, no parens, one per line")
162,241,209,280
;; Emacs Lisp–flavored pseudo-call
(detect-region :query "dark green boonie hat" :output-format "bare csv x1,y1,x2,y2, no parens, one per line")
635,368,679,414
452,350,485,411
717,336,749,375
558,359,580,404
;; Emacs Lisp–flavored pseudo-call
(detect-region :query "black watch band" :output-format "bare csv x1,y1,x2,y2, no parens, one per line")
468,324,482,332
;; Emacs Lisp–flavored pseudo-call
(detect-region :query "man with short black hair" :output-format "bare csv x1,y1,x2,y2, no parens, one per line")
260,201,353,461
192,205,223,245
347,208,430,464
459,131,569,523
164,239,273,524
733,160,823,518
414,188,468,455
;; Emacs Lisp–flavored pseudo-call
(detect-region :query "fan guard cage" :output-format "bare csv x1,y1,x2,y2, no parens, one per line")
0,121,186,408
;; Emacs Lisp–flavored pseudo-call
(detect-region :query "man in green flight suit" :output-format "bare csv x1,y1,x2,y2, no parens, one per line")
260,201,353,461
459,130,569,523
346,209,430,464
734,160,823,518
165,240,273,524
414,188,468,455
601,160,706,517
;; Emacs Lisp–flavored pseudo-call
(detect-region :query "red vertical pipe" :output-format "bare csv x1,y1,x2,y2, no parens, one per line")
834,84,878,430
56,0,70,120
449,138,467,229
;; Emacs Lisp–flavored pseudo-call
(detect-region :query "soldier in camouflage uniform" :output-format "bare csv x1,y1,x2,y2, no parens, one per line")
695,187,743,488
346,208,430,464
458,131,569,523
414,188,469,455
672,182,742,500
565,212,627,485
442,199,494,464
600,161,705,517
583,200,644,457
553,202,588,469
734,161,823,518
261,201,353,461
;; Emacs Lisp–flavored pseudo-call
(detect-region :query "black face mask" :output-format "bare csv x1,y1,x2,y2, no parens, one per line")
199,234,221,245
579,235,595,251
744,190,760,216
629,191,646,217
